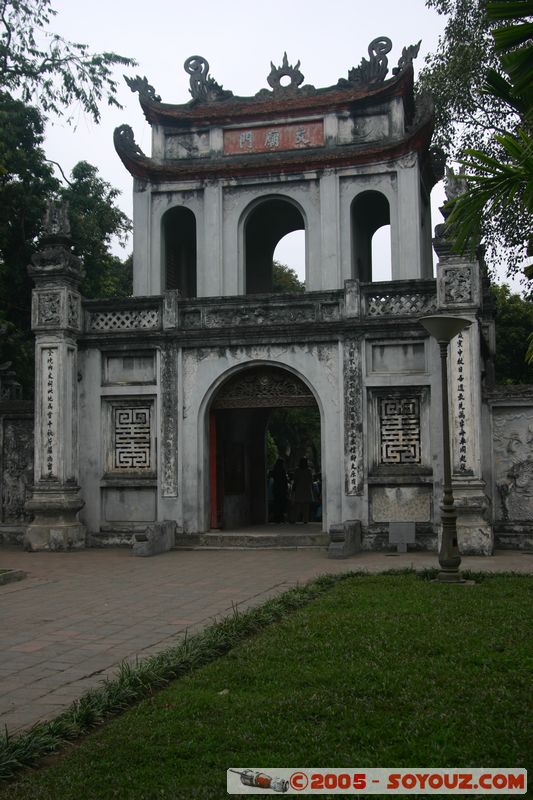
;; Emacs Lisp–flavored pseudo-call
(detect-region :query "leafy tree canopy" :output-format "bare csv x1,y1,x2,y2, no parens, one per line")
0,0,136,123
0,2,136,389
272,260,305,293
60,161,132,298
419,0,532,278
491,284,533,383
267,408,321,473
420,0,515,158
0,93,58,325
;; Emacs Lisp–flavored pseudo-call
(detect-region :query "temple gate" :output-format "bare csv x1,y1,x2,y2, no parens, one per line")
22,37,532,554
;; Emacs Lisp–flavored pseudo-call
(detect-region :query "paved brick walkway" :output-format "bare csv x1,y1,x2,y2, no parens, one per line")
0,545,532,733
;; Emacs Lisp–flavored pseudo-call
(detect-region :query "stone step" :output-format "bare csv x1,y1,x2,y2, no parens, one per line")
175,530,329,550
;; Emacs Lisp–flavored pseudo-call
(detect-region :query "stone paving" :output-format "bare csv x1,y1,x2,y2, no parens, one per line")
0,542,532,734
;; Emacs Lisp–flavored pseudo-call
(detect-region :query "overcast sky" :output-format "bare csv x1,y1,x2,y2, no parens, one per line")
45,1,449,281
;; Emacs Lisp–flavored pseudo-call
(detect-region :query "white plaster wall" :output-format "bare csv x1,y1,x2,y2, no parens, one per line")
319,170,341,289
179,343,342,533
395,154,424,278
132,184,152,296
78,347,165,534
78,348,102,532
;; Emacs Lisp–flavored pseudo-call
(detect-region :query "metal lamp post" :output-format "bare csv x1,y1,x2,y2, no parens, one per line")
419,315,472,583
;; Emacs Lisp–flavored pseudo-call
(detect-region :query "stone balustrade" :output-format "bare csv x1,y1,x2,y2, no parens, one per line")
82,280,439,335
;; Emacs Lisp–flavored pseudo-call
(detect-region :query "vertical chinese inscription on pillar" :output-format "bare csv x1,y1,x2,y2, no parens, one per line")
161,343,178,496
455,331,468,472
43,347,58,479
344,337,363,494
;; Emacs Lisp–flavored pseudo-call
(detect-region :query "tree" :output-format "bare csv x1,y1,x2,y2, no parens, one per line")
272,260,305,293
0,94,58,328
0,92,59,387
0,0,135,123
419,0,532,277
420,1,516,158
0,1,135,389
491,284,533,383
0,151,132,387
267,408,321,472
60,161,132,299
443,0,533,276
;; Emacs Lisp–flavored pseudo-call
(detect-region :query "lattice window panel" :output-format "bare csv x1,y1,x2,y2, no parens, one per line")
366,292,437,317
113,406,152,469
88,309,160,332
379,397,421,464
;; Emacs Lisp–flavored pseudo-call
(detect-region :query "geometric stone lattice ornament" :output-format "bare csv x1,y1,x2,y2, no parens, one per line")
113,407,152,469
379,397,421,464
366,290,437,317
88,308,160,332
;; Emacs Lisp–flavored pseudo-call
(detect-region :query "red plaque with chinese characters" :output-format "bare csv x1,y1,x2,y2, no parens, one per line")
223,121,324,155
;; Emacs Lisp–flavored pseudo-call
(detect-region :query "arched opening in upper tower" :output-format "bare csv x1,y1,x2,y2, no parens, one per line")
162,206,197,297
351,191,391,282
244,198,306,294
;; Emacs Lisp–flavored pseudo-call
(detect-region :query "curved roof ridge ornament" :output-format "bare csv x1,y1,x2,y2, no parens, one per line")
392,40,422,76
124,75,161,103
184,56,233,104
114,125,146,160
267,52,305,92
339,36,393,88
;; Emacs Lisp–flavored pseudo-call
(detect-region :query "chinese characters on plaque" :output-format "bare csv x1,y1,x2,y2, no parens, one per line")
224,121,323,155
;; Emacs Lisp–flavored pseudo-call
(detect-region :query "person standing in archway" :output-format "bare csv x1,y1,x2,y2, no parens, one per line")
292,457,314,524
271,458,289,524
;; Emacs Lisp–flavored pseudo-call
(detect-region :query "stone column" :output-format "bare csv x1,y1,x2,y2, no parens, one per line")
319,170,340,289
203,182,223,296
24,202,86,551
433,170,493,555
395,153,423,279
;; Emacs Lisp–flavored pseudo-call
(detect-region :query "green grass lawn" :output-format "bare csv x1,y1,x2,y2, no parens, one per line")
1,572,532,800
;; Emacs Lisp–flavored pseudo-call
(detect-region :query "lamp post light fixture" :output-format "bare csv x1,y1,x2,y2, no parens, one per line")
419,315,472,583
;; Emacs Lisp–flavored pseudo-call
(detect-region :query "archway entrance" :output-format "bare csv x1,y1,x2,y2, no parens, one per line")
209,366,321,530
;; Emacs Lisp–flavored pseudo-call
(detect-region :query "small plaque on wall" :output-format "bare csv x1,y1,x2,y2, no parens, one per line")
224,121,324,155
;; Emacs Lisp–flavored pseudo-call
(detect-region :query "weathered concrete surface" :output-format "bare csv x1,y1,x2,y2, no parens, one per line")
0,544,531,734
132,520,176,556
328,520,361,559
0,568,25,586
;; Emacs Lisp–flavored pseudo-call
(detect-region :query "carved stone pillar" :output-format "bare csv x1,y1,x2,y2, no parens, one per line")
24,202,86,551
433,170,493,555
